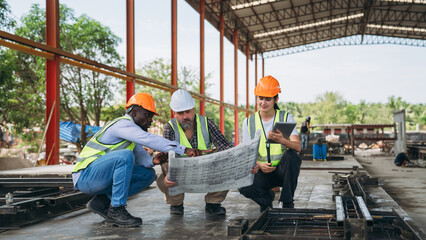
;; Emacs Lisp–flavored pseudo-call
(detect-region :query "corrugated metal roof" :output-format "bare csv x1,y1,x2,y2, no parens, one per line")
185,0,426,57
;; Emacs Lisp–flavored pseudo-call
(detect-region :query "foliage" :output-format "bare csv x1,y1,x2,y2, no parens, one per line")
10,4,123,148
280,92,425,131
0,0,15,30
135,58,212,125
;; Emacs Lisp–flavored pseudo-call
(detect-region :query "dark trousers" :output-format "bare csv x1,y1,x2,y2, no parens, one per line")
239,149,302,208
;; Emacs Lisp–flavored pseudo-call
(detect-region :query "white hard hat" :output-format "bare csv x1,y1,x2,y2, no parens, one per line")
170,89,195,112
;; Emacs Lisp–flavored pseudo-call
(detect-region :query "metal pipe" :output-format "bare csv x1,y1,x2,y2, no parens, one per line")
219,5,225,134
171,0,177,118
262,57,265,77
0,30,254,114
199,0,205,115
45,0,60,165
171,0,177,88
234,28,239,146
245,42,249,117
255,51,258,112
126,0,135,101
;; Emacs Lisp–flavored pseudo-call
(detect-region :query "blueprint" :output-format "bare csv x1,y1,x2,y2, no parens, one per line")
168,130,261,196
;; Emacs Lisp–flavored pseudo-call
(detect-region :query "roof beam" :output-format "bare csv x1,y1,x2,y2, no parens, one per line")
360,0,377,41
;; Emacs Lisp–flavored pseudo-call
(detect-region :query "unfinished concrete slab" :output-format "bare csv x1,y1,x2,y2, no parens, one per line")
356,154,426,230
0,164,73,178
2,155,424,239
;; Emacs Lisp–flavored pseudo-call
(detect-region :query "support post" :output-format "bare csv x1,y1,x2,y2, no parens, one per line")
255,51,258,112
199,0,205,115
234,29,239,146
171,0,177,118
245,42,249,117
126,0,135,101
219,6,225,134
262,57,265,77
45,0,60,165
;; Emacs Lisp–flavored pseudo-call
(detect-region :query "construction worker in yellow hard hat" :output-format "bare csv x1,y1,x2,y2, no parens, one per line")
72,92,200,228
239,75,302,211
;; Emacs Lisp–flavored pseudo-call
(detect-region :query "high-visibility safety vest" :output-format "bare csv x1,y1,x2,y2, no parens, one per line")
248,110,288,167
72,116,136,173
168,114,211,153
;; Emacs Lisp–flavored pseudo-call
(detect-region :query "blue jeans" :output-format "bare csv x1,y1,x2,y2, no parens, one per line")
76,149,155,207
301,134,309,149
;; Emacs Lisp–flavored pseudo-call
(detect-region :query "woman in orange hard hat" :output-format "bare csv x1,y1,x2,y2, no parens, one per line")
72,92,200,227
239,75,302,211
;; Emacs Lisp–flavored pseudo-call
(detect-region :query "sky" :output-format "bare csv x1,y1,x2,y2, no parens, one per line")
6,0,426,106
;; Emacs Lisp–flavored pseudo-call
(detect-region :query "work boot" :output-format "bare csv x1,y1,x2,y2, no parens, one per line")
205,203,226,215
106,206,142,227
260,205,270,212
259,190,275,212
170,204,184,215
281,202,294,209
86,195,111,220
269,189,275,202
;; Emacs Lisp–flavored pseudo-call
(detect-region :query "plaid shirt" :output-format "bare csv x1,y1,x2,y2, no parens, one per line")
163,116,233,152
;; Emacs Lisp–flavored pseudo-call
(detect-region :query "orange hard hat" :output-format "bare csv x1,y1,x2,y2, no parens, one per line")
254,75,281,97
125,93,159,116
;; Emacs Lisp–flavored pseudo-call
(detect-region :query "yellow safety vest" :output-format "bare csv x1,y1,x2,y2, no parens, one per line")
72,116,136,173
247,110,288,167
169,114,211,155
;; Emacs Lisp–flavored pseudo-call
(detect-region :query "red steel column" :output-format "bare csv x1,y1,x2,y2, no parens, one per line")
255,51,258,112
171,0,177,87
219,8,225,134
45,0,60,165
245,42,249,117
126,0,135,101
199,0,205,115
171,0,177,118
233,29,239,146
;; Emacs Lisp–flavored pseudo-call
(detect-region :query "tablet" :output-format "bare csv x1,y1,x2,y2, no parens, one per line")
266,122,296,143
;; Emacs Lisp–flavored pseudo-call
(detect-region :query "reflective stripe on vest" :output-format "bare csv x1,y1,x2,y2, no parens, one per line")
169,114,211,153
72,116,136,173
248,110,288,166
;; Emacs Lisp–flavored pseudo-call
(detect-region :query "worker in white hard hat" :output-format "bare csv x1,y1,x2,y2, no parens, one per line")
156,89,234,215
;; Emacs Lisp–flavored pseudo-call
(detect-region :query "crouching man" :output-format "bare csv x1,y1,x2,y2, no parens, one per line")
72,93,198,227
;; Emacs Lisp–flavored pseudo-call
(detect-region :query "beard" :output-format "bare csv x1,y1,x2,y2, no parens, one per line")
179,119,193,130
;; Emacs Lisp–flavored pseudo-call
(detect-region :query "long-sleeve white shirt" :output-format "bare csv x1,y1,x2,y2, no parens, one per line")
99,114,185,168
72,114,186,186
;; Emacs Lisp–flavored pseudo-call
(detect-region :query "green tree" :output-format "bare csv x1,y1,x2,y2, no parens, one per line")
313,91,345,124
0,0,15,30
135,58,212,125
13,4,122,149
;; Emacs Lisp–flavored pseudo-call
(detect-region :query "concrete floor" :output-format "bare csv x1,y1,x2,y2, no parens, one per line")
355,152,426,229
1,155,425,239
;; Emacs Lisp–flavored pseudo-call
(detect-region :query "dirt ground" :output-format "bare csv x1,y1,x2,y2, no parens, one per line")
355,152,426,229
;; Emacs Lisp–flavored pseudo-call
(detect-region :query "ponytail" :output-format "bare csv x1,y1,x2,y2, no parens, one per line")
274,103,280,110
273,95,280,110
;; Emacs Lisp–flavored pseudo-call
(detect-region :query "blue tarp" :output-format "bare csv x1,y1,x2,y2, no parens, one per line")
59,121,102,143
